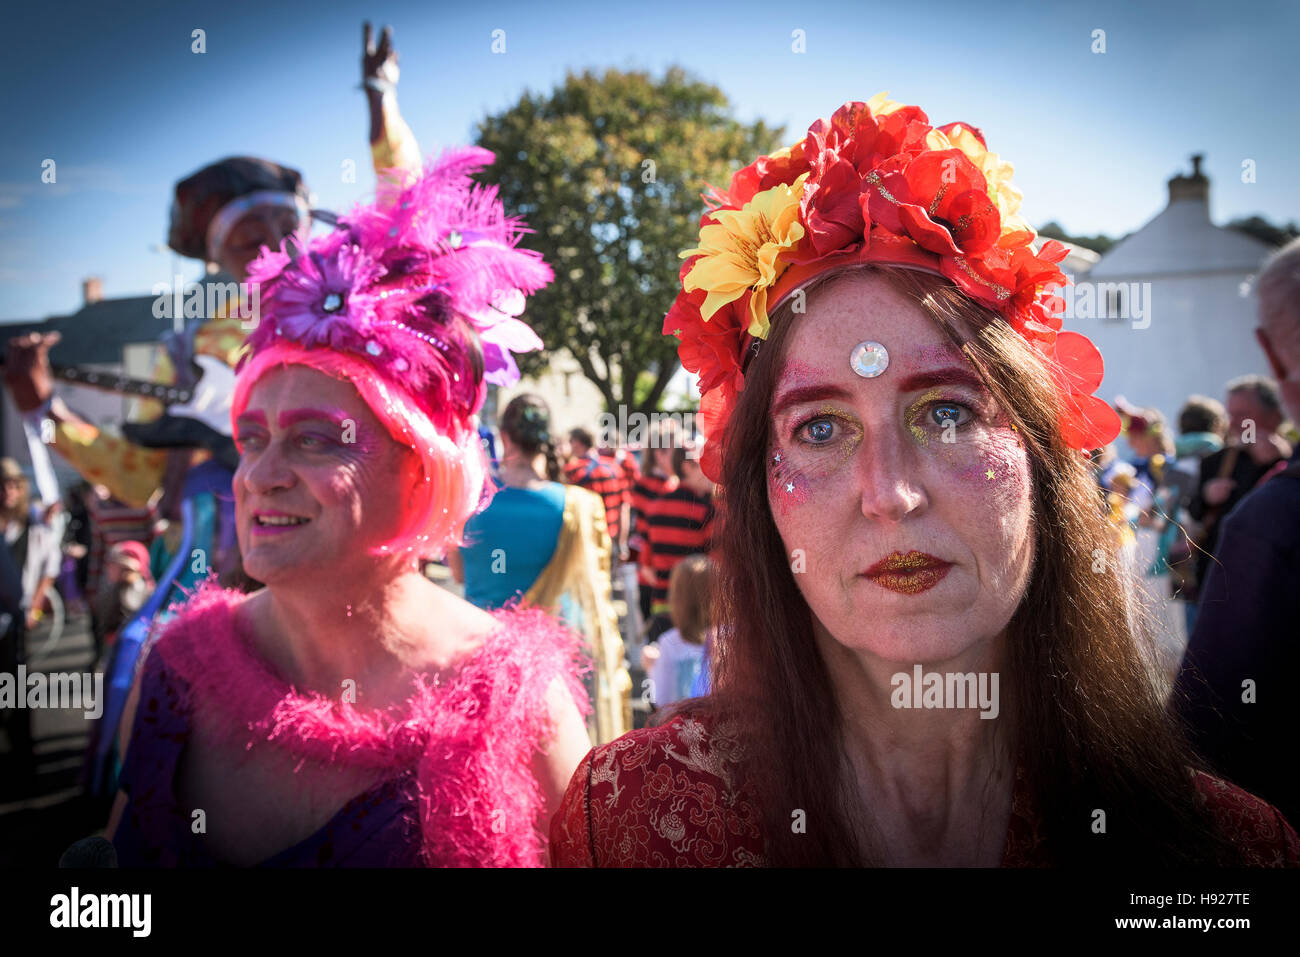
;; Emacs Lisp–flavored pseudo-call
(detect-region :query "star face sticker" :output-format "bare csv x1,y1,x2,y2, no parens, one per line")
985,468,995,480
785,482,794,493
773,453,782,463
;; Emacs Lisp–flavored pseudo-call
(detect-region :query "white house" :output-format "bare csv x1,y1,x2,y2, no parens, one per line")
1067,156,1276,428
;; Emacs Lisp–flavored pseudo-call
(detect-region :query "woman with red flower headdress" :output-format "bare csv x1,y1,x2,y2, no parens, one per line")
551,94,1300,867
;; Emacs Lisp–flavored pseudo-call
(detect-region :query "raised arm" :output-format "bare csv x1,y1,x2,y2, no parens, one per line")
363,22,422,180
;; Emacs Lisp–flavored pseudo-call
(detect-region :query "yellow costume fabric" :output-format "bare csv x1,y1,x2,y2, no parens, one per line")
525,484,632,746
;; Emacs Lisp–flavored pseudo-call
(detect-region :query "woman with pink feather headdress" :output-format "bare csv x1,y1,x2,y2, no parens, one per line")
104,148,593,867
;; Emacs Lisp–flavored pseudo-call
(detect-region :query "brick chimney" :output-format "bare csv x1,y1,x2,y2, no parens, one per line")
1167,153,1209,205
82,276,103,305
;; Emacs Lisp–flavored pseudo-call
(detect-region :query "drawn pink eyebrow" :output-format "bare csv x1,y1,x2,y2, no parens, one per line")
772,365,989,417
234,410,267,428
896,366,989,394
276,408,353,429
771,384,855,419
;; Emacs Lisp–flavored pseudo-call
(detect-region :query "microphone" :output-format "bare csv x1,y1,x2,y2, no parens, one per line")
58,836,119,868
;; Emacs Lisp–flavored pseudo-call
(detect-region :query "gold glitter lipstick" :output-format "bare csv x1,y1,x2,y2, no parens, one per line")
862,550,951,594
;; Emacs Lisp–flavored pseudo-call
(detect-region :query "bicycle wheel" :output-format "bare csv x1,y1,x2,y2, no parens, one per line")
25,587,66,667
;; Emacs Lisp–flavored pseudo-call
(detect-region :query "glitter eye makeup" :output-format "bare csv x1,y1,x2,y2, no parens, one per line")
904,388,980,447
784,405,864,470
236,407,384,460
791,405,856,445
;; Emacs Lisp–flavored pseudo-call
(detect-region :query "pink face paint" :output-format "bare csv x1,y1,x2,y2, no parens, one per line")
776,359,831,390
276,407,352,429
906,343,969,368
278,406,382,454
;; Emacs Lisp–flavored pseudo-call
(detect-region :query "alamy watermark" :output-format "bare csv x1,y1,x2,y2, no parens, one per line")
0,667,103,719
50,887,151,937
1044,276,1153,330
890,665,999,719
151,275,261,332
597,407,699,448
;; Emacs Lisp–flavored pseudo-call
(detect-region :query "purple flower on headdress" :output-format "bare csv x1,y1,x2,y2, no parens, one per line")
267,242,386,349
467,288,543,387
244,147,555,406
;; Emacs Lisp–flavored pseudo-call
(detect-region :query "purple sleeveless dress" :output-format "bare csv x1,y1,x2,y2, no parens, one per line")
113,647,424,867
110,587,590,867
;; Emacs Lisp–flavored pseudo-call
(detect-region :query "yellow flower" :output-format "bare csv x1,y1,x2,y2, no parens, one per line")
680,173,808,339
867,91,907,116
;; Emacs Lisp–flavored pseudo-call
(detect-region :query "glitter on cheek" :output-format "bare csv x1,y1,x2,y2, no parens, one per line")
982,431,1029,506
950,428,1029,511
767,446,813,513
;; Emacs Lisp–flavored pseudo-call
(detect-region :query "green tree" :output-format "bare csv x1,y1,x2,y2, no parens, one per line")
1227,215,1299,248
475,67,782,416
1038,221,1120,254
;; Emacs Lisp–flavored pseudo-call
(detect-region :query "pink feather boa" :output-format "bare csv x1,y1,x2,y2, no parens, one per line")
151,584,591,866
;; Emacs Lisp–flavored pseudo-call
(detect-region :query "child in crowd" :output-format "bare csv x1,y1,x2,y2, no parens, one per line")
640,554,713,709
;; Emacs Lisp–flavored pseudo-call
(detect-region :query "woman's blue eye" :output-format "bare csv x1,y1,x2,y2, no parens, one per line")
802,418,835,443
930,403,970,428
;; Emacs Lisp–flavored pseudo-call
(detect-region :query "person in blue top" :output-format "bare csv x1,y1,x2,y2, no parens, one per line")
454,394,566,608
451,393,631,744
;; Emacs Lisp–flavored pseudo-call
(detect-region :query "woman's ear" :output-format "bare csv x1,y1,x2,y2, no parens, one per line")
1256,327,1287,380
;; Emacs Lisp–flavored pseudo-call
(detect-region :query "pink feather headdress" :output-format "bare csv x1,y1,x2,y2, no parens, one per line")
242,147,552,425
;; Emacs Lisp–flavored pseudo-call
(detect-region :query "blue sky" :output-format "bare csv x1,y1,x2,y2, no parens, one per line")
2,0,1297,321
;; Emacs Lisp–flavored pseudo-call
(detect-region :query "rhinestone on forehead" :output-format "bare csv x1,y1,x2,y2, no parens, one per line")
850,340,890,378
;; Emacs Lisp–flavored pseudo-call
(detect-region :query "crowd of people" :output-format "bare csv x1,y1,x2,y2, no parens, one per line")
0,23,1296,868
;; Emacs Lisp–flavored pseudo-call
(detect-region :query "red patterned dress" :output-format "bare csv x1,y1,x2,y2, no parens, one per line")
550,712,1300,867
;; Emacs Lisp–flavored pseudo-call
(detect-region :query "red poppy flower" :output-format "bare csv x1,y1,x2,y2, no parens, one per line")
866,150,1001,257
1044,331,1121,450
798,157,868,258
696,383,737,483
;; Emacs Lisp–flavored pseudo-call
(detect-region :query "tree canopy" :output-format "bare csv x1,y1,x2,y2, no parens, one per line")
1227,215,1299,248
475,67,782,415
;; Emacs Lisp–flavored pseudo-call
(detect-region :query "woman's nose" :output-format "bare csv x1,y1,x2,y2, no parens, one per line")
240,442,295,495
854,426,928,523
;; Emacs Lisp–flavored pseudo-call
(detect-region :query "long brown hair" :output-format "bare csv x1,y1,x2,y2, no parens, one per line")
683,265,1243,866
668,554,714,646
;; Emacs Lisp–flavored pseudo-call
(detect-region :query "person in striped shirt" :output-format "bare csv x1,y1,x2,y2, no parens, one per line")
629,427,677,624
564,428,628,554
639,440,716,643
600,444,642,564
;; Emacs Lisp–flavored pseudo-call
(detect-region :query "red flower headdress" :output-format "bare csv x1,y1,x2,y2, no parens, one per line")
664,93,1120,482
